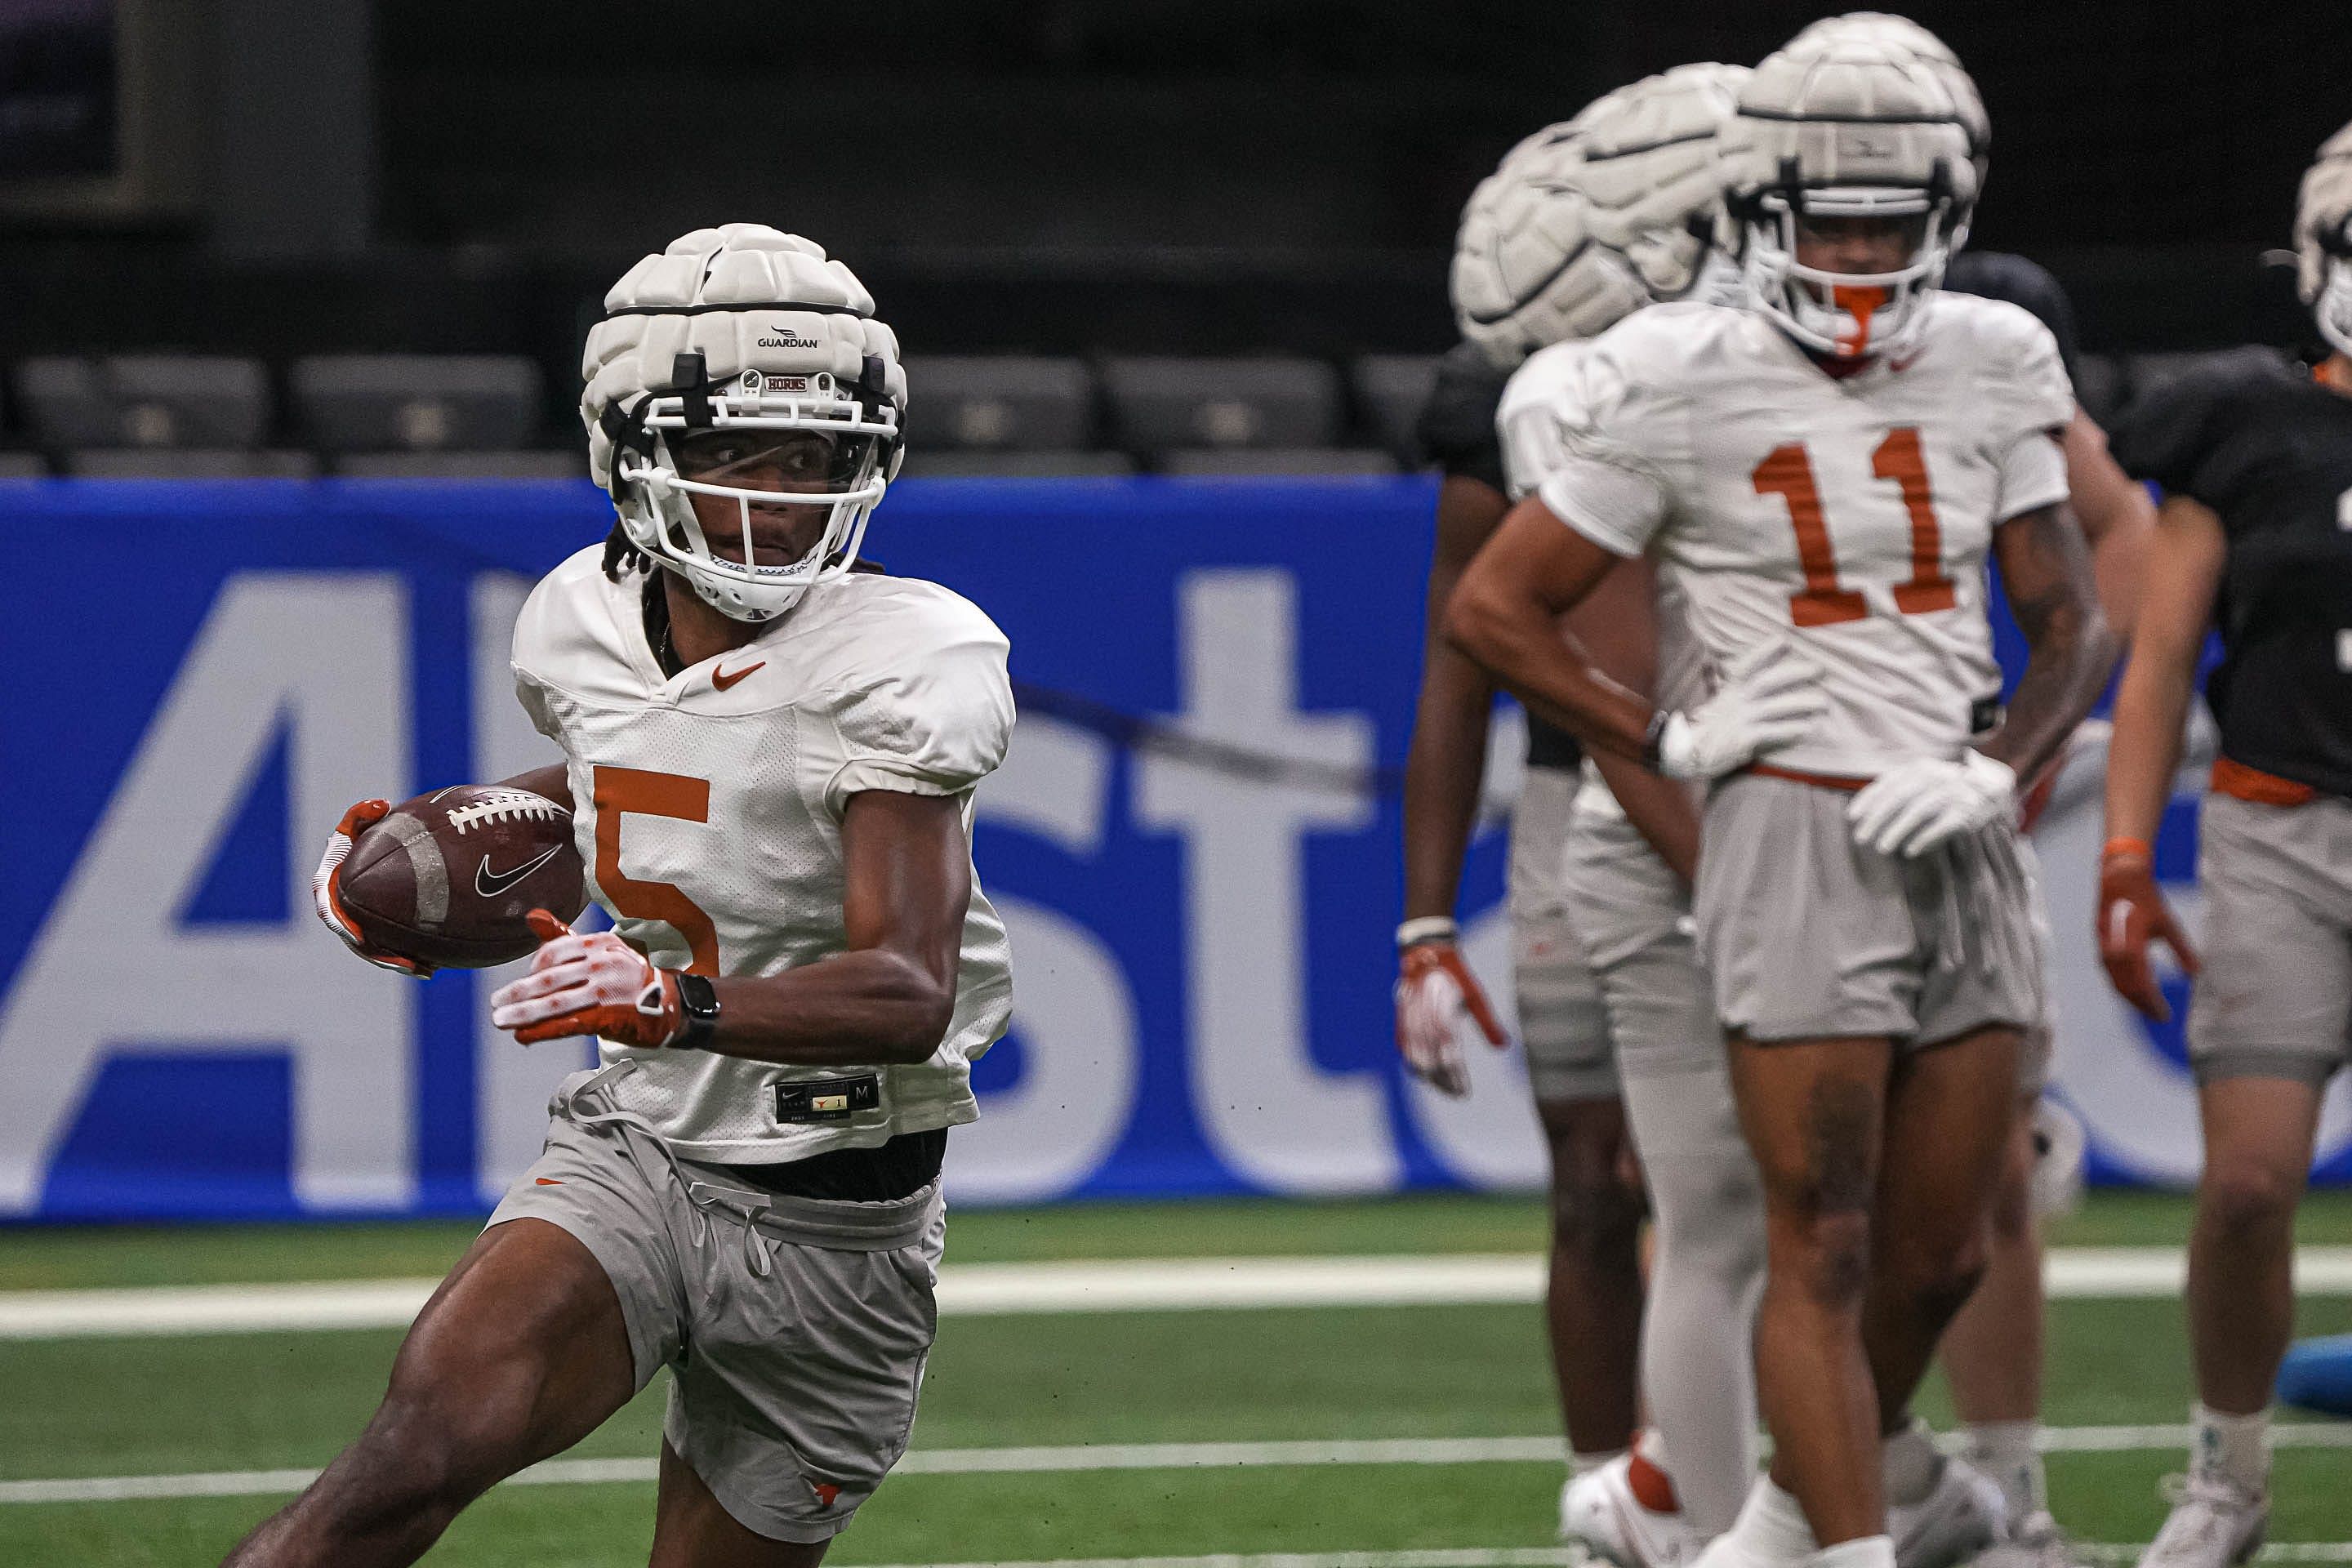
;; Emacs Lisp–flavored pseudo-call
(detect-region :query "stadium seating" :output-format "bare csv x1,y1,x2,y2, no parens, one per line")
14,354,271,452
911,449,1137,478
900,357,1096,452
289,354,542,454
65,448,316,479
1101,356,1345,457
1160,448,1398,476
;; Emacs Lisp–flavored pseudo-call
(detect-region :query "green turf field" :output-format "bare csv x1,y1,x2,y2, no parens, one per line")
2,1191,2350,1566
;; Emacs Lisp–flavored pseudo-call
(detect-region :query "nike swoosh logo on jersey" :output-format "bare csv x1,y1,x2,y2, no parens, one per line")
476,844,565,898
712,659,765,692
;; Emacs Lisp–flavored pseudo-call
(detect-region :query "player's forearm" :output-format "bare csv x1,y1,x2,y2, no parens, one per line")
1984,506,2115,786
496,764,573,813
1588,751,1700,887
1400,646,1494,920
2063,413,2156,645
2101,646,2198,848
1444,580,1654,761
704,951,958,1067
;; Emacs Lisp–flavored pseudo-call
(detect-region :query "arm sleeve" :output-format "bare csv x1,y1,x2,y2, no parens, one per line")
1530,344,1673,556
1944,252,2082,390
820,622,1016,817
1414,341,1511,493
1984,314,2076,521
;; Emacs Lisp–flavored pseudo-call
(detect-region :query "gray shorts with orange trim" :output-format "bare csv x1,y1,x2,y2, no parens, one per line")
488,1067,942,1544
2189,792,2352,1085
1696,772,2042,1049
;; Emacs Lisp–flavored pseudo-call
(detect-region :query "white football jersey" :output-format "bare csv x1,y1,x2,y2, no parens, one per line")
1536,292,2072,777
1500,336,1709,822
510,547,1015,1161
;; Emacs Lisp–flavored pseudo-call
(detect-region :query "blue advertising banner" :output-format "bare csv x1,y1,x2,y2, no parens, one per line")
0,477,2343,1221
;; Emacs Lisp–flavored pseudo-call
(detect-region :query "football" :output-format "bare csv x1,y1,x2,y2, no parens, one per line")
337,784,587,969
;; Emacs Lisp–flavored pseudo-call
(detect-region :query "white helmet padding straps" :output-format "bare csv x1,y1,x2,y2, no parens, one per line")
581,225,907,622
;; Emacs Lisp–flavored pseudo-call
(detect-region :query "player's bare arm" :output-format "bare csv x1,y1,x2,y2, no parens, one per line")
1400,474,1510,921
1445,497,1659,760
1561,553,1703,886
2097,495,2225,1018
1449,496,1822,782
495,763,572,812
1980,499,2114,787
2061,410,2157,644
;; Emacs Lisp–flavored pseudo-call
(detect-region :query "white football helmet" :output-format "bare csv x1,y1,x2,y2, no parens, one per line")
1785,11,1989,174
581,224,907,621
2296,118,2352,359
1718,39,1977,361
1450,91,1646,368
1576,63,1751,310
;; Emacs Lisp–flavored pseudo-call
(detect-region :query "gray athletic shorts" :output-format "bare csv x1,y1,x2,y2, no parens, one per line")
2189,792,2352,1085
1508,766,1617,1102
2017,833,2056,1097
1559,806,1724,1082
487,1064,943,1544
1697,773,2042,1048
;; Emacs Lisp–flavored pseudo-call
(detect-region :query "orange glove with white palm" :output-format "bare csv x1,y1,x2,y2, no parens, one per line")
488,910,686,1047
1393,920,1508,1097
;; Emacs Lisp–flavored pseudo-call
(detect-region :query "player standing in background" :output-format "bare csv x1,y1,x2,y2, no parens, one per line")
1781,20,2157,1568
1397,87,1650,1526
239,225,1013,1567
1486,64,1773,1563
1447,38,2112,1568
2099,121,2352,1568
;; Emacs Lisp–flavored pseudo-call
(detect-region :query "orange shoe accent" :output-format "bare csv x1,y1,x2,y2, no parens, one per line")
2211,756,2318,807
1627,1450,1680,1513
534,1177,565,1185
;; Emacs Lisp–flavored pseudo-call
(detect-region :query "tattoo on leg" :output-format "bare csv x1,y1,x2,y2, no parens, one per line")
1797,1076,1877,1306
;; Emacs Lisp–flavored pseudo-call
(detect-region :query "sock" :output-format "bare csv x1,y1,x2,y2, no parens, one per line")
1961,1421,2046,1526
2190,1404,2270,1494
1723,1476,1818,1566
1880,1419,1943,1510
1812,1535,1896,1568
1573,1447,1628,1479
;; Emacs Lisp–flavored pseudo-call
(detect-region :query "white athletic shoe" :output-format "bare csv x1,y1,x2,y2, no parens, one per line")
1971,1511,2086,1568
1889,1454,2008,1568
1561,1454,1700,1568
2136,1473,2269,1568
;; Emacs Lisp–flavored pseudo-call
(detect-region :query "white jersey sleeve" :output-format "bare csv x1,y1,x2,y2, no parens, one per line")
1969,303,2074,522
1494,339,1593,499
1532,316,1690,557
816,602,1013,814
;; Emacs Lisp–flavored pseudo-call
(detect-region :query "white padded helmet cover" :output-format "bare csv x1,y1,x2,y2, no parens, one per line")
1721,41,1976,217
580,224,906,490
1576,63,1750,302
1784,11,1989,164
2296,119,2352,304
1450,97,1649,368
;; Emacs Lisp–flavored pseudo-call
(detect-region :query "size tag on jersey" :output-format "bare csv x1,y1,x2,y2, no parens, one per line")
775,1075,880,1125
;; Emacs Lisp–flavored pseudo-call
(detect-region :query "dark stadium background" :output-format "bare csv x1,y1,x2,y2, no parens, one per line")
1,0,2343,390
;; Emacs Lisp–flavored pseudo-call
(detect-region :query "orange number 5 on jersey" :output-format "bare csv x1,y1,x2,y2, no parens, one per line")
1752,426,1958,626
590,765,720,976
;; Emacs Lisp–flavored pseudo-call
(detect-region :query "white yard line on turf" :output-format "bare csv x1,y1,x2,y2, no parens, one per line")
7,1425,2352,1506
4,1247,2351,1340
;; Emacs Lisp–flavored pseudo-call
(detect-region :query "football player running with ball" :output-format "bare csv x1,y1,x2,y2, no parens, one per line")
231,225,1014,1567
1448,39,2112,1568
2099,121,2352,1568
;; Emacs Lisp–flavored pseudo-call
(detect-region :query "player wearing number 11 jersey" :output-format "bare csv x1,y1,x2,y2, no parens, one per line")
1447,38,2113,1568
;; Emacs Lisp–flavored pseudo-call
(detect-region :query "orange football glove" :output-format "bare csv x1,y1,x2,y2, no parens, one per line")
312,798,436,977
2097,842,2199,1022
488,910,684,1047
1394,940,1508,1098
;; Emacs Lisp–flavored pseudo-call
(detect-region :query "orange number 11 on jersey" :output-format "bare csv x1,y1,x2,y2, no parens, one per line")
1752,425,1958,627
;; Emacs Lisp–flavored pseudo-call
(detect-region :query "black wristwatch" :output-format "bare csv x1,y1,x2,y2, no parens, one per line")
673,973,720,1050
